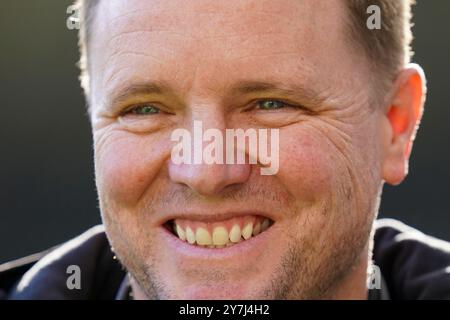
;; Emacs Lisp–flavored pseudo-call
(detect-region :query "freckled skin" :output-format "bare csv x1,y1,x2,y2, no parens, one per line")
89,0,425,299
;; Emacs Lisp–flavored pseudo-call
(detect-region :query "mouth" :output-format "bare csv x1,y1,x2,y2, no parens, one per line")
164,215,274,249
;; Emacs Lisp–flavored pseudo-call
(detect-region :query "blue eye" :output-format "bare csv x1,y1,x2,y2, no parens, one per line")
257,100,287,110
129,104,160,115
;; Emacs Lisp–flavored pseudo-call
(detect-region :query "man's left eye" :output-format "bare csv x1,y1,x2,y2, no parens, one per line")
256,100,289,110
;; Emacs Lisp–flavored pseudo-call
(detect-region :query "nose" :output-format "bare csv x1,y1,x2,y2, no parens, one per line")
169,162,251,196
168,117,252,197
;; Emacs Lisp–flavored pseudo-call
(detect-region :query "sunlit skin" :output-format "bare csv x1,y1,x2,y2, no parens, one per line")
89,0,425,299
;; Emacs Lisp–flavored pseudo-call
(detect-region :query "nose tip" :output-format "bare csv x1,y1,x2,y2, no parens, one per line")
168,162,251,196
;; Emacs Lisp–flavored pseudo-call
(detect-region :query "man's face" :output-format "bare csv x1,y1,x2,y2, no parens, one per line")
90,0,385,299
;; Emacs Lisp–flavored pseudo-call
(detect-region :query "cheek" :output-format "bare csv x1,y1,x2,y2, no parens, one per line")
94,130,171,207
277,129,340,205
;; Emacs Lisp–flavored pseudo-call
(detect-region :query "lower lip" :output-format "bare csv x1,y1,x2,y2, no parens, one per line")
160,223,273,260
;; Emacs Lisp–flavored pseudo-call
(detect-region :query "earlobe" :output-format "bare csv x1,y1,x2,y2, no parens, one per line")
381,64,426,186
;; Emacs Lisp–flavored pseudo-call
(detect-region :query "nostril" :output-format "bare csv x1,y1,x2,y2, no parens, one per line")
168,161,252,197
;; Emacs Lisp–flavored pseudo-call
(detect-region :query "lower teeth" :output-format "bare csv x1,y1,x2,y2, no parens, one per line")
204,243,235,248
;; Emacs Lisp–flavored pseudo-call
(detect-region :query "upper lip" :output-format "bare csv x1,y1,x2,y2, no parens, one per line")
158,210,275,226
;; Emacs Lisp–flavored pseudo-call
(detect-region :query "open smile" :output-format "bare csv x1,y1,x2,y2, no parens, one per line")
164,214,274,249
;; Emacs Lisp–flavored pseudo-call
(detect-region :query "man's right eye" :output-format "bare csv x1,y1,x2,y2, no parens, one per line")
125,104,160,115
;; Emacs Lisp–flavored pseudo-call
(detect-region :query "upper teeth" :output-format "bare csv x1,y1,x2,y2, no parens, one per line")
173,218,271,248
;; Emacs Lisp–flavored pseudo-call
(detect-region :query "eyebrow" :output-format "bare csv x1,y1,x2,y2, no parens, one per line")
229,80,326,106
107,79,326,109
108,81,172,107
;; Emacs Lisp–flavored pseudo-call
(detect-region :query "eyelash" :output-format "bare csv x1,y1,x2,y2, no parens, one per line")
122,104,161,116
253,99,299,111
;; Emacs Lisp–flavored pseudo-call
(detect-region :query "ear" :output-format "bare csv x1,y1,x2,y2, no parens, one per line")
381,64,427,186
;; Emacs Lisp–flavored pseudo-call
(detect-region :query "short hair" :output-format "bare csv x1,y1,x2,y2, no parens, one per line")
346,0,415,98
76,0,416,108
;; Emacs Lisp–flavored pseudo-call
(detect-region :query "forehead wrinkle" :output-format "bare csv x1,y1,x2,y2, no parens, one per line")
95,0,321,44
93,0,337,70
102,48,162,76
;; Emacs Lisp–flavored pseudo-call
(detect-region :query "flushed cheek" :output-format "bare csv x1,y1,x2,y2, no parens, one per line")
277,124,378,222
94,130,171,206
276,130,341,207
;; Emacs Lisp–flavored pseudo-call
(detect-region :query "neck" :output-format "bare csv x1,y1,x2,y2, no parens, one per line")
130,277,149,300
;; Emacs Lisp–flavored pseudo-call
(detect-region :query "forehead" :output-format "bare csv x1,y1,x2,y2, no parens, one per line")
89,0,367,105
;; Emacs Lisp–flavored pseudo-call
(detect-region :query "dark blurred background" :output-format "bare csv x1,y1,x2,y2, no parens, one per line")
0,1,449,263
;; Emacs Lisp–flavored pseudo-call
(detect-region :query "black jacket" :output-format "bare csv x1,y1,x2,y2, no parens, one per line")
1,219,450,300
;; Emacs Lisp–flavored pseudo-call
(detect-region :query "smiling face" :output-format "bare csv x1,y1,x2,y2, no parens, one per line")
89,0,397,299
